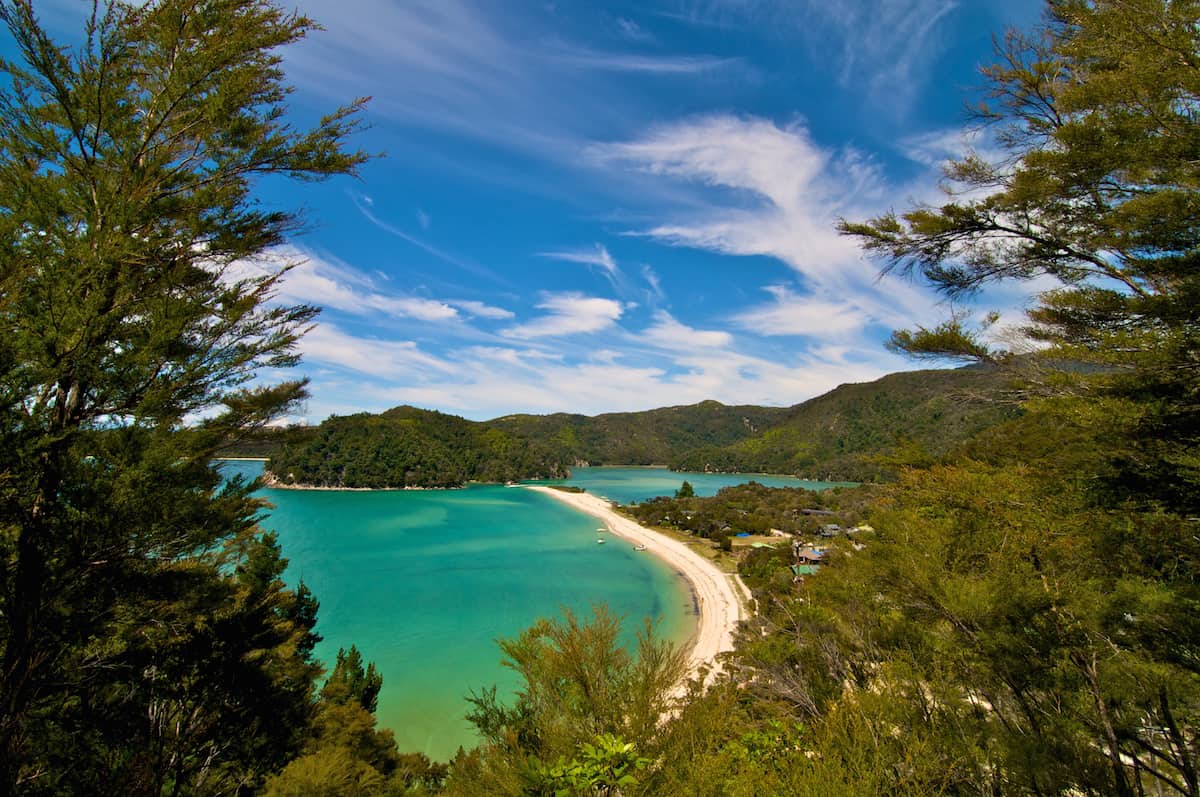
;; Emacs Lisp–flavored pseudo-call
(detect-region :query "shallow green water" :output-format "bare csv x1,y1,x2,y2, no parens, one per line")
219,462,847,760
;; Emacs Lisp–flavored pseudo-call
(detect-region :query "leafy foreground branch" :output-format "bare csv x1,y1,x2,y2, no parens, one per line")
0,0,367,791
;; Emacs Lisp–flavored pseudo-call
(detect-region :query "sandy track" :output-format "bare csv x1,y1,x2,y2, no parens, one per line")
524,485,746,684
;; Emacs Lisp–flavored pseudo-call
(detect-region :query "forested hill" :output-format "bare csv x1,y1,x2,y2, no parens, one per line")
255,366,1015,486
671,366,1017,480
266,406,569,488
487,401,792,466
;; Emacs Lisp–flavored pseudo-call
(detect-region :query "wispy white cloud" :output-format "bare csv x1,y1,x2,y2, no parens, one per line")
641,310,732,350
501,293,624,339
299,324,458,379
897,126,1020,206
823,0,959,109
616,17,656,43
539,244,619,277
461,346,564,366
595,115,884,290
448,299,515,320
657,0,961,114
285,0,738,170
901,127,982,169
298,330,909,420
641,265,665,301
545,48,738,74
593,113,974,346
350,193,505,284
731,286,867,337
229,246,462,322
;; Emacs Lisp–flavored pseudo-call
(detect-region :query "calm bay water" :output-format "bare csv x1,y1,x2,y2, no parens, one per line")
219,461,841,760
552,465,854,505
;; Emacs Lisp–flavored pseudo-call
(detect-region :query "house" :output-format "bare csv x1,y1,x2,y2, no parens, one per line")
793,544,826,565
818,523,842,538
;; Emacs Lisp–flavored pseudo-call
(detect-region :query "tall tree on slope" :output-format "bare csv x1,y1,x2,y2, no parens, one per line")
841,0,1200,512
837,1,1200,794
0,0,366,791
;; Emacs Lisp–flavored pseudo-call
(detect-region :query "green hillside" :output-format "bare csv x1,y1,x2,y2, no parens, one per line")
260,366,1016,487
671,366,1019,480
266,406,569,488
488,400,791,466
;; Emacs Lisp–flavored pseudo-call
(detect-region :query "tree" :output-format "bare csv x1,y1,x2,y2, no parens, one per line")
839,0,1200,512
321,645,384,715
532,734,651,797
445,606,686,796
265,686,447,797
675,480,694,498
833,2,1200,794
0,0,367,790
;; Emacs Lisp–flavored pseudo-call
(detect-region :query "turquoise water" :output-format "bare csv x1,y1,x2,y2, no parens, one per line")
219,461,848,760
551,465,855,505
219,461,694,760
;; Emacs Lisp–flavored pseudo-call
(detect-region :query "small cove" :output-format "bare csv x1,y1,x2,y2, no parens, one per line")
221,461,841,759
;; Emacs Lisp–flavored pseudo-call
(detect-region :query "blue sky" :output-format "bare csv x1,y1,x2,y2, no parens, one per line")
43,0,1046,421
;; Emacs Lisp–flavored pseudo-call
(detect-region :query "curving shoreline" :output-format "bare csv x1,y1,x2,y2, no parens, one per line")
523,484,747,686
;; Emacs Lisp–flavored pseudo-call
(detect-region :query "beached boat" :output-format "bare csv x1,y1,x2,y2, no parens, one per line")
634,544,647,551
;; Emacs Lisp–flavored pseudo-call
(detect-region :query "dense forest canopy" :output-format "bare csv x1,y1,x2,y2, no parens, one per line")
266,406,569,489
487,400,792,468
668,365,1017,480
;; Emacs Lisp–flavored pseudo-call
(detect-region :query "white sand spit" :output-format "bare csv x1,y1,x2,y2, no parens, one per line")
524,485,747,686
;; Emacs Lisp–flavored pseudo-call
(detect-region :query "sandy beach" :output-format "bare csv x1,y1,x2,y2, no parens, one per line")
524,485,747,685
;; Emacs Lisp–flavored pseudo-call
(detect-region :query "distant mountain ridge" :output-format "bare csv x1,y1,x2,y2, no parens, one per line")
670,366,1018,481
249,366,1017,488
487,400,792,467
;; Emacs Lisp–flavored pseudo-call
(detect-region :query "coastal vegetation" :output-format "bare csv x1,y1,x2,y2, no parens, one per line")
1,0,1195,795
266,406,568,489
624,481,874,546
443,606,685,796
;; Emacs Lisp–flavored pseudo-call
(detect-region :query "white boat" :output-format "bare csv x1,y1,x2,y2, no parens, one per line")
597,538,606,544
634,544,647,551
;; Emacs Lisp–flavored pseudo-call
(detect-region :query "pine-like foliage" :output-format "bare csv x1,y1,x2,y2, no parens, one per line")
0,1,367,791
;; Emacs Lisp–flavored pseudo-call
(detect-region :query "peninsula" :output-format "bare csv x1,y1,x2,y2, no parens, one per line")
524,484,747,684
266,406,568,489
